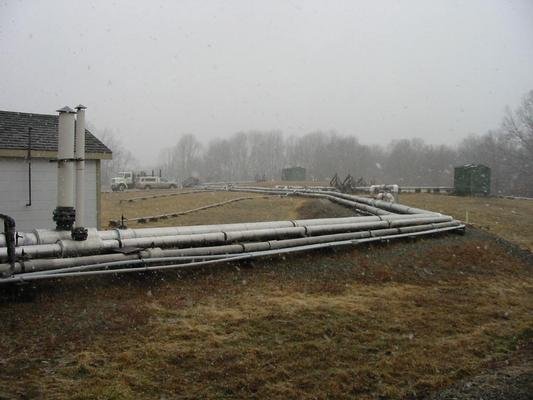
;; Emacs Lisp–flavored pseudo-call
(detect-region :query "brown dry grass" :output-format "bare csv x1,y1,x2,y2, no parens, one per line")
0,192,531,399
101,190,354,228
400,193,533,251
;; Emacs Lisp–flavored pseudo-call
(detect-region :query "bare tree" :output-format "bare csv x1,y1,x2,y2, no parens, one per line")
172,134,202,183
151,90,532,196
502,90,533,158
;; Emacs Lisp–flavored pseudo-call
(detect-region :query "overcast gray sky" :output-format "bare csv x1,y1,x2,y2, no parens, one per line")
1,0,532,164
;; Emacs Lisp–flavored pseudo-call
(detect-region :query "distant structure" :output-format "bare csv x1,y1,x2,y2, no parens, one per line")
281,166,306,181
0,110,112,230
182,176,200,188
454,164,491,196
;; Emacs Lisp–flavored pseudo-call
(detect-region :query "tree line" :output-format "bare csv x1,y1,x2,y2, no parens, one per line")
99,90,533,197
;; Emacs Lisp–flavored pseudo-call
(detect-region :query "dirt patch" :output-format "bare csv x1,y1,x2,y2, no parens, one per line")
296,198,356,219
426,340,533,400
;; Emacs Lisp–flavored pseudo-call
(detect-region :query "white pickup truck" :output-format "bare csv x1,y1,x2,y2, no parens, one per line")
135,176,178,190
111,171,135,191
111,172,178,191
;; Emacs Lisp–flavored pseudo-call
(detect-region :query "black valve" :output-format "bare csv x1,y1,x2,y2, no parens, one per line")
71,227,88,241
53,206,76,230
0,213,17,276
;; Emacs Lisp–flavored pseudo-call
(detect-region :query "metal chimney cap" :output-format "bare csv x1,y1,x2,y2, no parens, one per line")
75,104,87,110
56,106,76,113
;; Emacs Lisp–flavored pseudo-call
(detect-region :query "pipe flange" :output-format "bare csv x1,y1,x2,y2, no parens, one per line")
71,227,88,241
53,207,76,231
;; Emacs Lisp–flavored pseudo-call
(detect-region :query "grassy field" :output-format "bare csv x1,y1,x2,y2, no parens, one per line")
400,193,533,251
0,191,531,399
101,190,354,228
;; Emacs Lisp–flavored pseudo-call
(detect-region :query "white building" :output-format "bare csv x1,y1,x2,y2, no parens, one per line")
0,110,112,231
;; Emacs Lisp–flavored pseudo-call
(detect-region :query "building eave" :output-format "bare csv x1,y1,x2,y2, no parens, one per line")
0,149,112,160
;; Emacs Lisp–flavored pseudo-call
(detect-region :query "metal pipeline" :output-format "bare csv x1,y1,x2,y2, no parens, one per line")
0,216,456,262
225,186,434,215
0,178,466,284
0,219,462,276
53,106,77,231
0,185,444,247
0,222,465,284
0,213,445,248
218,187,393,215
74,105,87,228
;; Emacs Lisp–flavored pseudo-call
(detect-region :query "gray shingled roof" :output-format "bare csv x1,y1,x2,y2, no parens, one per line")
0,110,112,155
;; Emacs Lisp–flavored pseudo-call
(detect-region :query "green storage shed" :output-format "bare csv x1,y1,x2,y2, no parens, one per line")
281,166,306,181
454,164,491,196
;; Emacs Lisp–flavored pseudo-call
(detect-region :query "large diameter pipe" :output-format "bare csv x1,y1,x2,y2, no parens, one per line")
54,106,77,230
0,223,465,283
225,186,434,215
2,221,462,277
1,213,444,247
75,105,86,227
56,107,76,208
225,187,389,214
0,218,462,263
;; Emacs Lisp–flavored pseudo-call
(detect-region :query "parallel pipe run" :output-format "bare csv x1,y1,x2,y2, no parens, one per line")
0,215,455,261
0,223,465,284
0,185,465,284
1,212,444,248
0,218,462,276
0,185,443,246
0,187,440,247
204,186,434,215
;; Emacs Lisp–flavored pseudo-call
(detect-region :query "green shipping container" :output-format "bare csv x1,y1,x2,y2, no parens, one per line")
281,166,306,181
454,164,491,196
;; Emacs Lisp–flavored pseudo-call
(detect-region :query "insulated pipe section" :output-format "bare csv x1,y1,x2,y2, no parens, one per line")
0,213,445,248
0,184,444,246
0,217,461,263
0,230,105,261
0,221,465,280
0,252,142,275
262,187,426,214
53,106,77,230
218,186,432,215
57,106,76,207
318,191,433,215
74,105,86,228
0,224,466,284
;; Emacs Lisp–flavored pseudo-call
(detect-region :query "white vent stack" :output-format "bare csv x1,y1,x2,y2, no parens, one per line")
53,106,77,230
74,105,87,228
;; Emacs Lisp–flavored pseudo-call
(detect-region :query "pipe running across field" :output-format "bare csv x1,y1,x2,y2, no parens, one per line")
0,187,438,247
0,222,464,283
0,186,465,284
0,214,455,261
216,186,435,215
1,211,444,248
0,218,462,276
